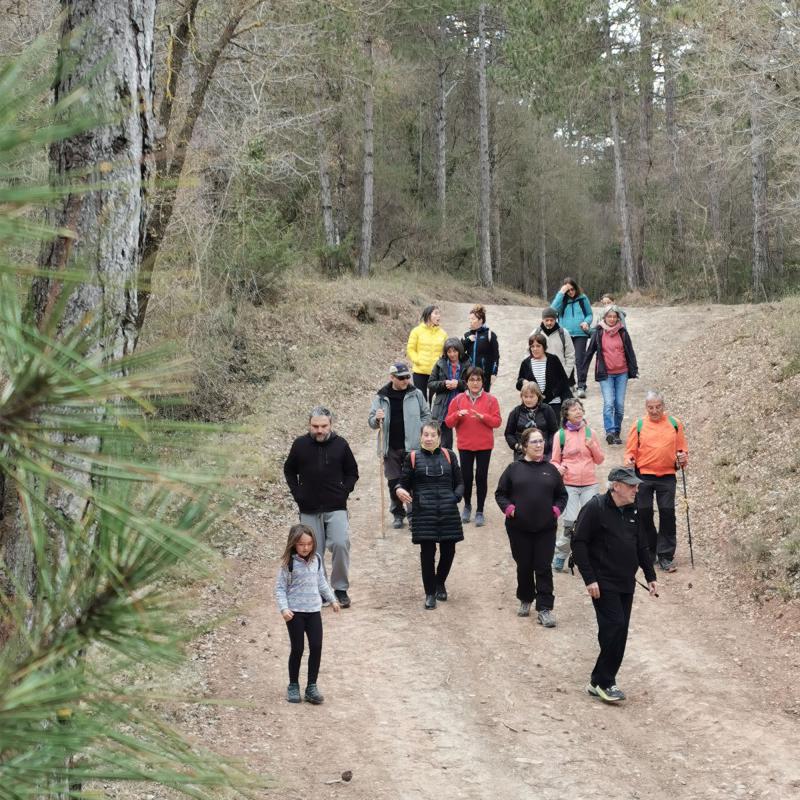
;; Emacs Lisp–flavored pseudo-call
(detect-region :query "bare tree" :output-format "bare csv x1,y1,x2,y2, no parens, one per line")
477,3,493,287
750,83,769,298
358,34,375,277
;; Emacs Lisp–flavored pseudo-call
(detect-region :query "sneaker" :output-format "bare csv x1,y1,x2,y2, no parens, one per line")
304,683,324,704
287,682,301,703
612,434,623,445
334,589,351,608
658,557,677,573
474,511,485,527
517,601,531,617
392,515,403,529
424,594,437,610
587,683,625,702
435,584,448,601
461,505,472,523
606,433,615,445
576,388,587,399
537,609,557,628
552,557,565,572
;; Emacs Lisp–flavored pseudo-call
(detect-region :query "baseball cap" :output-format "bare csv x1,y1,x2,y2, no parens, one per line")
389,362,411,378
542,306,559,319
607,466,642,485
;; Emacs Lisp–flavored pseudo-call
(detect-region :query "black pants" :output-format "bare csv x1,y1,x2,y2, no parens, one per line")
419,541,456,595
506,528,556,609
637,474,677,561
440,422,454,450
413,372,430,401
285,611,323,685
572,336,589,389
459,449,492,512
590,591,633,688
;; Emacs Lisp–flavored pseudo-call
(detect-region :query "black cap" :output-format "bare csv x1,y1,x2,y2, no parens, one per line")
607,466,642,485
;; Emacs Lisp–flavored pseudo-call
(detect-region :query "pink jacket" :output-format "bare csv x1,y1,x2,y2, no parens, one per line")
550,426,604,486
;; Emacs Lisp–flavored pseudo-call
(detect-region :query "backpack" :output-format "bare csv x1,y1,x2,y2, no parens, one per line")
287,552,322,586
558,425,591,449
635,416,678,447
410,448,451,468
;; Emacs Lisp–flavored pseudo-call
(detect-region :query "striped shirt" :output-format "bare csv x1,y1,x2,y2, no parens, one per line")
275,553,336,613
530,358,547,392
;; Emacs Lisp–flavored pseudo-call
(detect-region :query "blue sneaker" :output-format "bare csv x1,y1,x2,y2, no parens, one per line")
552,557,565,572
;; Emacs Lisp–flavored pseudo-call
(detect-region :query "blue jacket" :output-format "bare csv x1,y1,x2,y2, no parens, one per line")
551,291,592,338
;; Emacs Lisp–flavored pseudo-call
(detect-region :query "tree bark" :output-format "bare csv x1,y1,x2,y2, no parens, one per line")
538,210,548,301
477,3,493,287
750,84,769,298
663,37,684,262
358,35,375,277
314,78,339,270
635,0,654,287
490,130,502,282
435,52,448,226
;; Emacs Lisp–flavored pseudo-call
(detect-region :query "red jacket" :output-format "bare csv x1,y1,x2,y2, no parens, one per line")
445,391,502,451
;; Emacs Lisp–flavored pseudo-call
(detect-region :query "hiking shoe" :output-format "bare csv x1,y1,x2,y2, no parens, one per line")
334,589,351,608
537,609,557,628
287,682,301,703
612,434,623,445
576,388,587,399
606,433,615,445
587,683,625,703
552,557,565,572
658,558,677,573
424,594,437,610
435,584,448,601
517,601,531,617
461,505,472,523
392,516,404,529
304,683,324,704
474,511,485,527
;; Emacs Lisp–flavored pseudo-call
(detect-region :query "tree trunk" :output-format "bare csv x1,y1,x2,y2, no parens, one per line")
750,84,769,298
663,38,684,262
314,79,338,271
635,0,654,287
435,54,448,226
609,94,636,292
358,35,375,277
476,3,493,287
538,212,548,301
490,131,502,282
521,243,531,294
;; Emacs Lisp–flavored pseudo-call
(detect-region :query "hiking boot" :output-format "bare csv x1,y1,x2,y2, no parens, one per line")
517,601,531,617
576,388,587,399
537,609,557,628
474,511,485,527
552,557,565,572
334,589,351,608
424,594,437,610
587,683,625,703
612,434,623,445
304,683,324,704
392,515,404,529
606,433,615,445
435,584,448,601
658,557,677,573
286,682,301,703
461,505,472,523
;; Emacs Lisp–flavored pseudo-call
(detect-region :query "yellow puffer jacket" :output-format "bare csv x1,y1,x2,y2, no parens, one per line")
406,323,448,376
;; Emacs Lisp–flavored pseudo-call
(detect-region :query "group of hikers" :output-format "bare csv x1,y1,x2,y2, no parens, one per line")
277,280,689,708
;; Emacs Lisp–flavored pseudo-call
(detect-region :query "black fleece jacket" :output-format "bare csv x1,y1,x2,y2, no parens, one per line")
571,490,656,593
495,459,567,535
283,432,359,514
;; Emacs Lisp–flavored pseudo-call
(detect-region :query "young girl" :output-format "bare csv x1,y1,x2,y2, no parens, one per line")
550,399,605,572
274,524,339,704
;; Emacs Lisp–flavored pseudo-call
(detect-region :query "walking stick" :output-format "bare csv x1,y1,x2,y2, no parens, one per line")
636,578,659,598
378,420,386,538
680,465,694,568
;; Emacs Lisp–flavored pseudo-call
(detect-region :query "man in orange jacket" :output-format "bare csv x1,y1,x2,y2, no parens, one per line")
624,390,688,573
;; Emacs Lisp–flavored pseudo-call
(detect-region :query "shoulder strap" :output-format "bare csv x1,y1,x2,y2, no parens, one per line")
442,448,451,464
580,296,591,317
410,450,416,468
559,327,566,349
560,426,592,448
668,415,678,432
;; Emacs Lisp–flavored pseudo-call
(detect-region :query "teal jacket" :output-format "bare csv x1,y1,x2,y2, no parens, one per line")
551,290,593,338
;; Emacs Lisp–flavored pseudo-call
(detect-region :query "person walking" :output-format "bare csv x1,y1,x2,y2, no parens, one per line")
396,422,464,610
406,304,448,399
515,332,572,423
368,362,431,529
428,337,471,449
596,293,627,327
551,278,593,399
274,523,340,704
444,366,502,527
624,390,689,573
461,304,500,392
283,406,359,608
495,427,568,626
530,306,575,383
571,467,658,704
550,398,605,572
583,306,638,446
504,381,559,461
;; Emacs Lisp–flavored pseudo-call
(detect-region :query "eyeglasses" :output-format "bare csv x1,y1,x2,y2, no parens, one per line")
527,440,545,446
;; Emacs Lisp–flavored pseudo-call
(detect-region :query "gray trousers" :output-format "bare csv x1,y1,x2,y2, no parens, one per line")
300,510,351,591
554,484,598,560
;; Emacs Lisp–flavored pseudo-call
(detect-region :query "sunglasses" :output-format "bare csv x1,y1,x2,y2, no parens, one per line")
394,374,410,379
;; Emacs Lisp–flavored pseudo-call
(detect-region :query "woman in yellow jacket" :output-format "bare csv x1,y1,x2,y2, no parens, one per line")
407,305,448,400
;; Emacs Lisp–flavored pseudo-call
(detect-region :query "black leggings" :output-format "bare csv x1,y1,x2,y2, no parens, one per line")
419,541,456,594
285,611,323,684
413,372,431,402
459,449,492,512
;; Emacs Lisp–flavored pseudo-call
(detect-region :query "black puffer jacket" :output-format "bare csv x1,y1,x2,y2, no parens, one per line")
503,402,559,460
428,354,471,421
398,448,464,545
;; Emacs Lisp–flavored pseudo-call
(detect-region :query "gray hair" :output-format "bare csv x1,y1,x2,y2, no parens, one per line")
644,390,665,404
308,405,334,421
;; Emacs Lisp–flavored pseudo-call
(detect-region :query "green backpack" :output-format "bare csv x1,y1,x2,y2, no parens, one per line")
558,426,591,448
635,416,678,446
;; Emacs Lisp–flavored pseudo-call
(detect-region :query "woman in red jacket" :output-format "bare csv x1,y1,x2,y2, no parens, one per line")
445,367,502,527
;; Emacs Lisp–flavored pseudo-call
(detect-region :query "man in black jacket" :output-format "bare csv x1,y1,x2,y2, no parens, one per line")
283,406,359,608
571,467,658,703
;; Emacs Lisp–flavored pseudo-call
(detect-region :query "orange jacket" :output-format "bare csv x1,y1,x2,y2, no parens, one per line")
624,415,688,477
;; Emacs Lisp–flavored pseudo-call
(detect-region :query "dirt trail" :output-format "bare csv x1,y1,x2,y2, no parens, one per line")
205,302,800,800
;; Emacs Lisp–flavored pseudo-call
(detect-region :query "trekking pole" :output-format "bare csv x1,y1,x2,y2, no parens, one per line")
636,578,659,598
378,420,386,539
680,465,694,568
